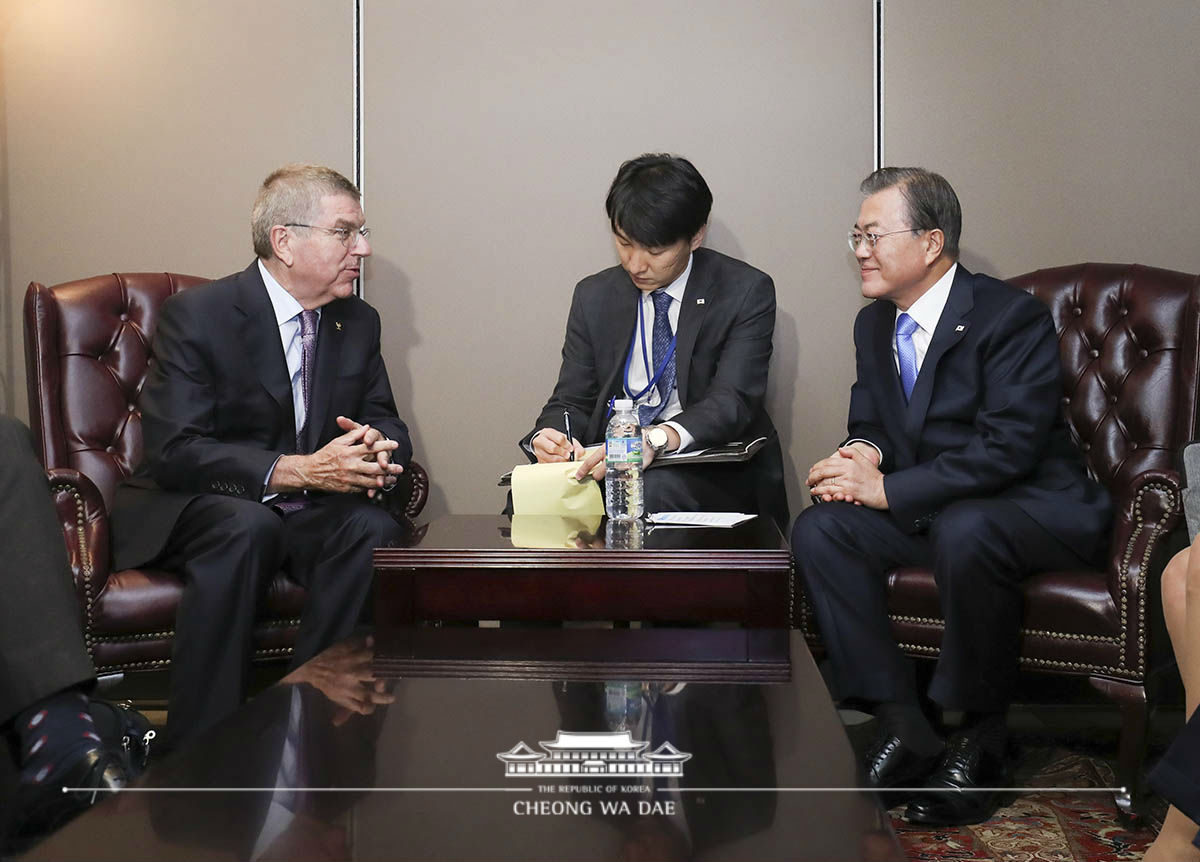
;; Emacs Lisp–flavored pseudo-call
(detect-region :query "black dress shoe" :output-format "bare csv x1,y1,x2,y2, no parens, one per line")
863,733,942,789
905,732,1008,826
3,746,129,853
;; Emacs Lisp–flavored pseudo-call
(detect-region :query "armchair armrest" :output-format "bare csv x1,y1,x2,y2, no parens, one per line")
1105,467,1183,676
45,467,110,627
371,459,430,526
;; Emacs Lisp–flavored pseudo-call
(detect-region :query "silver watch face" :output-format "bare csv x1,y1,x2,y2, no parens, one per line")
648,427,669,450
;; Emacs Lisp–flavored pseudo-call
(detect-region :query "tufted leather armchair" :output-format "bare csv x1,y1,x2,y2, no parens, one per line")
797,262,1200,813
24,272,430,679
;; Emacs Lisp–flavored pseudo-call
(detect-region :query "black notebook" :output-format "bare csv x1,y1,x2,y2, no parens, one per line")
498,436,767,485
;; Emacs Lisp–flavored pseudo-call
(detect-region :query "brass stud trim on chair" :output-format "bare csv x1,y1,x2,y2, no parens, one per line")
92,630,176,643
96,658,172,672
89,619,302,647
787,558,796,629
889,613,1119,644
253,647,295,659
53,485,97,667
1116,482,1178,676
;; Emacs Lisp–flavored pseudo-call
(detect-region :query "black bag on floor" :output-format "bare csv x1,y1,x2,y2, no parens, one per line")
87,700,156,778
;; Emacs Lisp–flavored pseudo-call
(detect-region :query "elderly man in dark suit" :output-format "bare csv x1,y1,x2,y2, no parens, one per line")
521,153,786,526
111,164,411,746
792,167,1111,825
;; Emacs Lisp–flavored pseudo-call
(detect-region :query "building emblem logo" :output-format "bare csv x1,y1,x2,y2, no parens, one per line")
497,730,691,778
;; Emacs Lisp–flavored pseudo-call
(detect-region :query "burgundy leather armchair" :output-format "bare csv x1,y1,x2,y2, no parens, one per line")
24,272,429,678
797,262,1200,813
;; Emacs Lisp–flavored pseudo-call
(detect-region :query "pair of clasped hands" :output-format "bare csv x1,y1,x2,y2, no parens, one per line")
531,424,680,480
806,441,890,509
269,416,403,499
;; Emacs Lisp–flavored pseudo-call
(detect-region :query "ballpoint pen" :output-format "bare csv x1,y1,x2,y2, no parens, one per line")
563,410,574,461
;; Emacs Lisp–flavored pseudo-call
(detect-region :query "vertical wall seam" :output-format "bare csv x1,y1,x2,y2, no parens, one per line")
354,0,364,298
874,0,883,170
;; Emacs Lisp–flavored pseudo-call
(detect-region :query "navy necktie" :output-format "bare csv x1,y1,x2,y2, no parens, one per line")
895,312,919,402
638,290,676,427
295,310,319,451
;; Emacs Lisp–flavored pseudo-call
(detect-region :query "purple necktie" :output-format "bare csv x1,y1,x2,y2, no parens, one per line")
895,312,919,402
274,310,318,516
638,290,677,426
295,310,319,451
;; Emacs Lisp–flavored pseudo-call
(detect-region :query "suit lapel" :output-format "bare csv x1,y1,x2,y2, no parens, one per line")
303,306,345,453
603,279,640,389
673,252,710,404
903,266,975,440
233,264,295,439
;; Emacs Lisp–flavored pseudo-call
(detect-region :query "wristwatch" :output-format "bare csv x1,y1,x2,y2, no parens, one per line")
646,425,670,457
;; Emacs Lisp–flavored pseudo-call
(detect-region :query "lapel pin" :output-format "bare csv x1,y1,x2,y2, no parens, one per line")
335,321,343,331
696,298,705,305
955,325,965,332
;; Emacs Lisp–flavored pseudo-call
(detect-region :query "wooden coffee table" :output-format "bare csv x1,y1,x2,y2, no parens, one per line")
373,514,795,628
23,628,902,861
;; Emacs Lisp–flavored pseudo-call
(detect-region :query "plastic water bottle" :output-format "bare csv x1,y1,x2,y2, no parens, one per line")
605,399,643,520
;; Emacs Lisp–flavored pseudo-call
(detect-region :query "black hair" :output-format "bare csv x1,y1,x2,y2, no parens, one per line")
860,166,961,258
604,154,712,248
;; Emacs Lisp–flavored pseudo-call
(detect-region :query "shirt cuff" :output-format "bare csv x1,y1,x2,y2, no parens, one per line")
525,429,546,458
844,438,883,466
261,454,284,503
661,420,694,453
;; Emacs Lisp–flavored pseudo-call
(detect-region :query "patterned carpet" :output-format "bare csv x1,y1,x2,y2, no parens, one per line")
889,747,1164,861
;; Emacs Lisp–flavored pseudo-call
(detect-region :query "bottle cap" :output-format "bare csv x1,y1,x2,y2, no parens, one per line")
613,399,634,411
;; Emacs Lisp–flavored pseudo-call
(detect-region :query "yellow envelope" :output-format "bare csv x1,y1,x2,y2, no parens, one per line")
510,460,605,516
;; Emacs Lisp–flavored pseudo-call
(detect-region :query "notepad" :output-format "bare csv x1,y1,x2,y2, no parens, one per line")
510,461,604,516
647,512,757,528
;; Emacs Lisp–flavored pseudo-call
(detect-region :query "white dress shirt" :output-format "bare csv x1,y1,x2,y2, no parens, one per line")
258,260,320,498
259,259,321,431
891,262,957,375
625,254,694,451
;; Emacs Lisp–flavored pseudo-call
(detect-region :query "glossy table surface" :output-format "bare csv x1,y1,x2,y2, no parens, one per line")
374,515,795,627
25,629,901,861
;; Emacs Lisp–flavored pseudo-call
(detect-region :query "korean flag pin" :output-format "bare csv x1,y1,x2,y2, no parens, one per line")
335,321,343,331
696,298,705,305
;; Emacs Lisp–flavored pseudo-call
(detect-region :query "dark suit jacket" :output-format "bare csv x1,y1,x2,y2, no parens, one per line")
111,261,411,571
521,247,785,518
847,264,1111,561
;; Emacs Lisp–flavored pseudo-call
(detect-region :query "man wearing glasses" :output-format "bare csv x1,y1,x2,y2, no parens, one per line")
792,167,1110,825
112,164,411,746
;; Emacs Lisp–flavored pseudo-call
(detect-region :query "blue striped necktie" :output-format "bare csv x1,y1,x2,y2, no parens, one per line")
638,290,676,426
895,312,920,401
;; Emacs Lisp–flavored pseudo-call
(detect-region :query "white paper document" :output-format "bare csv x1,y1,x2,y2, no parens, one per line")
646,512,757,528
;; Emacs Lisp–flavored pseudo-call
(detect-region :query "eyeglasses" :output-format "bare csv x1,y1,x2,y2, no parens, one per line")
285,223,371,248
847,228,922,252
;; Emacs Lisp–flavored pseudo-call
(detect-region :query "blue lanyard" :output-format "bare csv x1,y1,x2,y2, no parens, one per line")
609,292,677,416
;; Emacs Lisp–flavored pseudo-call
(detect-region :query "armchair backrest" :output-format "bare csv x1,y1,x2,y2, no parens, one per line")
1010,263,1200,494
24,273,209,510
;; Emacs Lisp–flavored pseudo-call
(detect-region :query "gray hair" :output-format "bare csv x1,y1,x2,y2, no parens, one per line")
860,167,961,259
251,164,360,259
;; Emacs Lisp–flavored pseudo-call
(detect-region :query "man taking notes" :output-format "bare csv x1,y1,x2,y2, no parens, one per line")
112,164,412,745
792,167,1111,824
521,153,786,526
